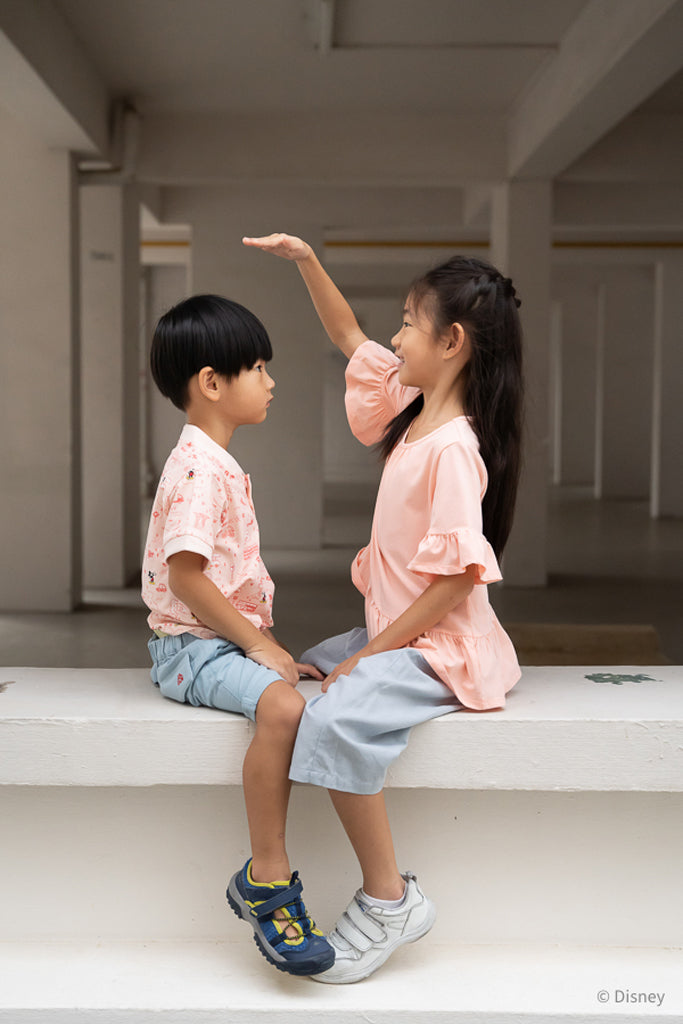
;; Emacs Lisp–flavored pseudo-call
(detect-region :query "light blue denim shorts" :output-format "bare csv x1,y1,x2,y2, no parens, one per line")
148,633,282,721
289,627,462,795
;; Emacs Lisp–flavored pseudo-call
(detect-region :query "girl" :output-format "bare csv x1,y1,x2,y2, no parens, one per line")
243,233,524,984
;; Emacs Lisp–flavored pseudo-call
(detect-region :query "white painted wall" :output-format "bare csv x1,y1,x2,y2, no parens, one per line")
323,295,400,486
0,106,80,610
162,186,326,549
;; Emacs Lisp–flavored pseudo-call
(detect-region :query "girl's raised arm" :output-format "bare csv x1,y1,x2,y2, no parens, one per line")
243,233,368,359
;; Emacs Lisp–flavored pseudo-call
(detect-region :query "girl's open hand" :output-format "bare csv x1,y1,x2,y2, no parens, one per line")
295,662,324,681
322,649,368,692
242,233,311,261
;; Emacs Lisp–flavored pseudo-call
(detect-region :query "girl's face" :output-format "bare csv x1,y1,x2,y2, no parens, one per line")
390,296,445,389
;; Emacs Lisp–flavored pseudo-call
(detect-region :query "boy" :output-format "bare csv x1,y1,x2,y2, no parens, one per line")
142,293,333,977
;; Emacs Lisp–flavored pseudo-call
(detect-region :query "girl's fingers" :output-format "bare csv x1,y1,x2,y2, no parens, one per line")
242,233,287,252
296,662,324,681
242,234,276,247
242,233,309,260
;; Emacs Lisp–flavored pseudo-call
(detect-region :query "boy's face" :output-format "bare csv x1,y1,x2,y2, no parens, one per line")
217,360,275,427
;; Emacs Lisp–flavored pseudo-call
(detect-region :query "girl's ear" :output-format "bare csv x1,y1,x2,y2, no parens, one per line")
197,366,221,401
444,322,467,359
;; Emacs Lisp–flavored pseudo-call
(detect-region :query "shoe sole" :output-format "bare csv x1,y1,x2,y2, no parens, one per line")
311,901,437,985
226,875,335,977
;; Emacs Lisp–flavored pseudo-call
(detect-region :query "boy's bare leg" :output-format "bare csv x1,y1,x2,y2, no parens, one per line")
329,789,405,900
242,680,305,883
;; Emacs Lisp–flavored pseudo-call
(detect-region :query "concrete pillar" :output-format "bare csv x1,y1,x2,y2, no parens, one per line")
549,301,563,486
163,188,325,549
594,283,606,500
551,266,601,489
142,265,188,489
80,185,141,587
600,266,654,500
491,180,552,586
0,107,80,610
650,254,683,518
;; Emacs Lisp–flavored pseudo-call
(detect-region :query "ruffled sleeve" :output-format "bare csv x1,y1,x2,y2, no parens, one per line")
408,527,501,584
407,434,501,584
345,340,420,446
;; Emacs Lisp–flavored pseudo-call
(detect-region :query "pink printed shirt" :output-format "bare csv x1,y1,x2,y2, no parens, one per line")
346,341,521,710
142,424,274,638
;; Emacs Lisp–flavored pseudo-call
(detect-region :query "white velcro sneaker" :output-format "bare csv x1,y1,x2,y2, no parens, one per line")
311,871,436,984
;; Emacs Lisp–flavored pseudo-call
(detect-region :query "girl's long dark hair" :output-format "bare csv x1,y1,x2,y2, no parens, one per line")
378,256,524,560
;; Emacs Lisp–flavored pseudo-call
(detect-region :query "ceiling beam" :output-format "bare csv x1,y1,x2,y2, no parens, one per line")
0,0,108,153
508,0,683,179
139,111,507,187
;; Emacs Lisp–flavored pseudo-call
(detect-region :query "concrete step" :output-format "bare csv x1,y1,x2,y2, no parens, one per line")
3,664,683,789
1,785,682,948
2,941,681,1022
1,662,682,1013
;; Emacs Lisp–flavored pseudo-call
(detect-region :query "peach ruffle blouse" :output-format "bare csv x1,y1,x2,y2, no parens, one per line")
346,341,520,710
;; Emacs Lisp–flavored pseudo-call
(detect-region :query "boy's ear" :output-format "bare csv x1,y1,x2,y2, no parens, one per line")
444,322,467,359
197,366,221,401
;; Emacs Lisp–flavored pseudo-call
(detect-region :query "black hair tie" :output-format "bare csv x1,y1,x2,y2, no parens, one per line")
501,277,521,309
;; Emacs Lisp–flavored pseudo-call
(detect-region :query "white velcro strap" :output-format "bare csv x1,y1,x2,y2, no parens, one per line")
335,899,386,951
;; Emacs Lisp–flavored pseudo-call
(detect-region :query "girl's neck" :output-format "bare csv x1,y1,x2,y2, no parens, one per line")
407,381,465,443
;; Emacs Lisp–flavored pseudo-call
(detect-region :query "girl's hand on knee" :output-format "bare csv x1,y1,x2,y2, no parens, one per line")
323,650,366,692
242,233,311,261
295,662,324,682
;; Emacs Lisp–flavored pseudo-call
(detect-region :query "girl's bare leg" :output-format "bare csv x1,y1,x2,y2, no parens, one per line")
329,789,405,900
242,680,305,883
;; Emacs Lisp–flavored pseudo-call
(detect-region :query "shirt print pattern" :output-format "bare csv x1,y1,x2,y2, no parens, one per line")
142,425,274,639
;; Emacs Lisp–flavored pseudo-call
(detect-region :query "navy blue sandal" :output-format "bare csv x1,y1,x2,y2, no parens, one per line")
227,859,335,976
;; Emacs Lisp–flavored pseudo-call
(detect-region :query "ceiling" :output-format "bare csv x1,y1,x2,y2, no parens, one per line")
56,0,592,115
2,0,683,208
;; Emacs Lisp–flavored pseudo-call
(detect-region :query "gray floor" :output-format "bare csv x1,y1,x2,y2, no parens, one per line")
1,486,681,668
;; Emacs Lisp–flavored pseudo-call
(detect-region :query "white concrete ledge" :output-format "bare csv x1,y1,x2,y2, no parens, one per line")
1,940,682,1022
1,665,682,790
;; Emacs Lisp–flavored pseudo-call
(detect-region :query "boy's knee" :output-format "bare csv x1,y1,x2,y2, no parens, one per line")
256,680,305,734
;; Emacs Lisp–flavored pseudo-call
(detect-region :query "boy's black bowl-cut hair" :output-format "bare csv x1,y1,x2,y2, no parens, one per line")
151,294,273,410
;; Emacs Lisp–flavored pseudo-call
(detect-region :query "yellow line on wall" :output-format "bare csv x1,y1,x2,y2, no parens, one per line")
141,240,191,247
325,239,683,250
